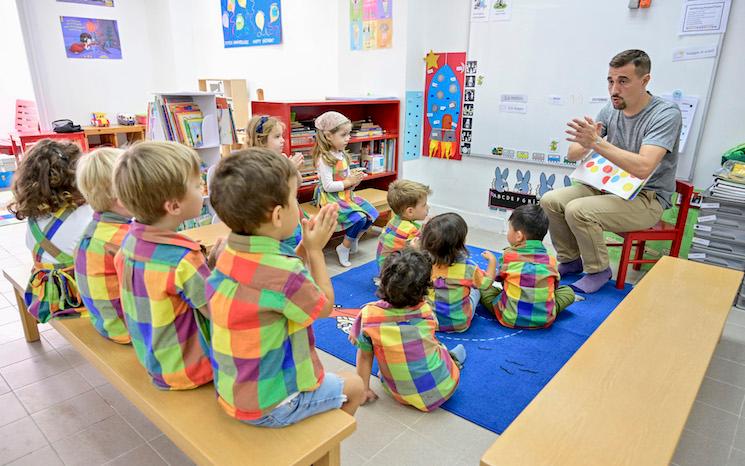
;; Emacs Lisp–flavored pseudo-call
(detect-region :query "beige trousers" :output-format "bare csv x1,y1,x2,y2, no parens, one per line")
539,184,664,273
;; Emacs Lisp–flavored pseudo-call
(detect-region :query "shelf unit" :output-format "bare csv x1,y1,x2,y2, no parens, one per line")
148,91,228,228
251,99,401,202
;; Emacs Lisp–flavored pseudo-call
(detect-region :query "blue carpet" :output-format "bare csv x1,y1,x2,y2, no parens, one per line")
313,245,632,434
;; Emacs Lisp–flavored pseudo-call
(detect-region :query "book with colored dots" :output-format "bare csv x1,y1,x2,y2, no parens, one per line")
570,152,650,200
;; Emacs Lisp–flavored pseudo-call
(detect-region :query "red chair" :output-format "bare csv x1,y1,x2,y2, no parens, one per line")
14,132,89,156
2,100,42,157
607,180,695,289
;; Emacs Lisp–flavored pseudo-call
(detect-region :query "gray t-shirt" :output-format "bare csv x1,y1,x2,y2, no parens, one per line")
596,94,682,208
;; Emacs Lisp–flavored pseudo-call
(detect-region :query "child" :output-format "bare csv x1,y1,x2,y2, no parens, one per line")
351,248,465,411
245,114,307,250
421,213,497,332
312,111,378,267
9,139,93,323
480,204,575,329
376,179,431,271
207,148,363,426
74,148,132,344
113,141,212,390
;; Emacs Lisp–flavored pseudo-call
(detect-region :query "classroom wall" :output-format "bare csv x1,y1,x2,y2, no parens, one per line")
0,0,36,134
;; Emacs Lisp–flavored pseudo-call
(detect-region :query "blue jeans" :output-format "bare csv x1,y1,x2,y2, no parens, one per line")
345,217,373,241
243,373,346,428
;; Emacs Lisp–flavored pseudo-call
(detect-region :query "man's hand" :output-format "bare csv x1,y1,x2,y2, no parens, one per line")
566,116,604,150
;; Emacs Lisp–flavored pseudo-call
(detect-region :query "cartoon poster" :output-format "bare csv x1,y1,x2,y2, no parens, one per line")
57,0,114,6
350,0,392,50
423,51,466,161
221,0,282,48
60,17,122,59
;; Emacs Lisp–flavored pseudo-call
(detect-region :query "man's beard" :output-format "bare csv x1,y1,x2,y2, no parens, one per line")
611,96,626,110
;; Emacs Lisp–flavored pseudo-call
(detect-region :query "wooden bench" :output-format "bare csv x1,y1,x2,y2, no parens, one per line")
480,256,743,466
183,187,391,251
2,266,355,466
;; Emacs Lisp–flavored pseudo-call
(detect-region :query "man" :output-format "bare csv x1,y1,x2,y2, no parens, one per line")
540,49,682,293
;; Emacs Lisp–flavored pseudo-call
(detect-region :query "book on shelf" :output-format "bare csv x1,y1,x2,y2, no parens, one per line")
216,97,238,144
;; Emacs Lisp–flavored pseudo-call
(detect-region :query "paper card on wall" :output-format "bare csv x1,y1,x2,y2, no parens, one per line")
571,153,649,200
672,44,718,61
489,0,513,21
661,94,699,152
679,0,731,36
590,96,609,104
547,95,564,105
404,91,424,161
222,0,282,48
471,0,490,22
423,51,467,161
350,0,393,50
60,17,122,59
58,0,113,6
501,94,528,103
499,102,527,114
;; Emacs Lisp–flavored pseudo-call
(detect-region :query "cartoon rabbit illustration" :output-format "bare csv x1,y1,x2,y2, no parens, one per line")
538,173,555,198
492,166,509,192
514,169,532,194
563,175,572,187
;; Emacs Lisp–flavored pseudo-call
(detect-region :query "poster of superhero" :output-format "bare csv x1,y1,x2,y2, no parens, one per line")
423,51,466,160
60,16,122,59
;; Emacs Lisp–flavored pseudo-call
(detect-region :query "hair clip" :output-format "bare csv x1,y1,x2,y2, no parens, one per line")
54,148,68,161
256,116,269,134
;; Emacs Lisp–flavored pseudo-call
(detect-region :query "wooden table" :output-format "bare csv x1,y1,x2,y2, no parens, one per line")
481,256,743,466
83,125,145,148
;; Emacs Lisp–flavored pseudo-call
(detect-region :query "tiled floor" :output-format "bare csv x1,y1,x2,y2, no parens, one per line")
1,220,745,465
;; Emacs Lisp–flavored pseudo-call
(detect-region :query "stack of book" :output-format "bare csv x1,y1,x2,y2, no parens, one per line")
291,121,315,145
216,97,238,145
295,151,319,187
154,96,205,148
350,119,383,138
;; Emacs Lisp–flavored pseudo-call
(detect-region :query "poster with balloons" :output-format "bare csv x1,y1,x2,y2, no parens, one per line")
221,0,282,48
423,51,466,161
350,0,393,50
60,16,122,59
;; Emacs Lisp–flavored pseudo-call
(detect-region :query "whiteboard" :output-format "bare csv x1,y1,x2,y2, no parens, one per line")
466,0,725,180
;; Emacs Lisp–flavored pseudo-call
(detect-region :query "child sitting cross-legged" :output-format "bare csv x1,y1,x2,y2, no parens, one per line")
207,148,363,427
480,204,576,329
351,248,465,411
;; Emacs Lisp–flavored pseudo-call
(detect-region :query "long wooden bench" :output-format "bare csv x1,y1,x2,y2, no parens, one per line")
2,266,355,466
480,256,743,466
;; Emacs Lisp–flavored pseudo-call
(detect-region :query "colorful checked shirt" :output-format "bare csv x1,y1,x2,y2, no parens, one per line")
314,152,378,231
376,214,421,270
206,234,328,421
351,300,459,412
114,221,212,390
495,240,560,329
75,211,132,344
429,256,493,332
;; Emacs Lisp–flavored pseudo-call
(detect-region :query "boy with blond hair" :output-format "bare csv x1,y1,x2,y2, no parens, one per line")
207,148,363,426
376,179,431,270
75,148,133,344
113,141,212,389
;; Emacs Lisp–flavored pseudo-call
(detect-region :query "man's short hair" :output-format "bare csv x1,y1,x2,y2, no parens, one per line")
77,147,124,212
386,179,432,215
509,204,549,241
609,49,651,76
210,148,296,235
113,141,201,225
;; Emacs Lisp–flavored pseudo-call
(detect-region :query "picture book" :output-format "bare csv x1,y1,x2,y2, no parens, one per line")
570,153,649,200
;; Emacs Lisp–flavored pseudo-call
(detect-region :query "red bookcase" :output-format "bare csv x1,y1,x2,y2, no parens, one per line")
251,99,400,202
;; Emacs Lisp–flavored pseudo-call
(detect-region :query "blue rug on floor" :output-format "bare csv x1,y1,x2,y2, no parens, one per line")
313,245,632,434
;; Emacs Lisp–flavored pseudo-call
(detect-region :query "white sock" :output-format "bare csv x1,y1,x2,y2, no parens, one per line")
349,238,359,254
336,244,351,267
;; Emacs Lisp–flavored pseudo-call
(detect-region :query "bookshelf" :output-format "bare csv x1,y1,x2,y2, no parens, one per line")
251,99,400,202
147,91,238,229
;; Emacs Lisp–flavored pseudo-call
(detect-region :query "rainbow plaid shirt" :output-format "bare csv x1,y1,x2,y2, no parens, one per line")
428,256,493,332
206,234,328,421
496,240,560,329
376,214,421,270
74,211,132,344
114,221,213,390
350,300,460,412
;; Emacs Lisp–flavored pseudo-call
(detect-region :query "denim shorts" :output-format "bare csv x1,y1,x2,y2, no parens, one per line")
243,373,347,428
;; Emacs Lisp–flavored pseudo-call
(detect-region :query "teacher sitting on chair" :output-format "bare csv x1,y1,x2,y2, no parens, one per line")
540,49,682,294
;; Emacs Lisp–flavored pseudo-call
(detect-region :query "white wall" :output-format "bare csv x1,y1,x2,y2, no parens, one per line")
16,0,163,129
691,0,745,187
0,0,35,134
